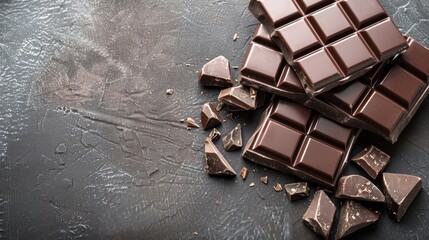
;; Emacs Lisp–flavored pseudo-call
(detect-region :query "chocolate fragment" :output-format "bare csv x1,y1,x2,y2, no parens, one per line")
204,138,236,176
216,102,225,111
239,25,429,143
260,176,268,184
222,124,242,151
335,175,385,202
240,167,248,180
243,98,359,187
302,190,336,239
284,182,309,201
248,0,408,96
233,33,239,41
201,102,222,130
218,85,265,111
198,56,233,88
249,182,255,187
335,200,380,239
166,89,174,95
382,173,422,222
208,128,221,142
186,118,199,128
179,118,185,123
352,146,390,179
273,183,283,192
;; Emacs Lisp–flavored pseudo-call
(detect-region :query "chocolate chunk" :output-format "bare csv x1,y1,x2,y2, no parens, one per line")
208,128,221,142
335,200,380,239
284,182,309,201
335,175,385,202
218,85,265,111
187,118,199,128
352,146,390,179
201,102,222,130
222,124,242,151
302,190,336,239
260,176,268,184
198,56,233,88
248,0,407,96
239,25,429,143
166,89,174,95
204,138,236,176
240,167,248,180
243,98,359,187
382,173,422,222
273,183,283,192
216,102,225,111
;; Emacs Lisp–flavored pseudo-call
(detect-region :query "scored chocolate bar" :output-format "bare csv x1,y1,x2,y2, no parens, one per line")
248,0,408,96
240,25,429,143
243,97,360,187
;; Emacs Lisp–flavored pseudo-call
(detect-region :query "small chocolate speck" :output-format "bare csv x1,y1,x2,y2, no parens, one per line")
249,182,255,187
274,183,283,192
260,176,268,185
166,89,174,95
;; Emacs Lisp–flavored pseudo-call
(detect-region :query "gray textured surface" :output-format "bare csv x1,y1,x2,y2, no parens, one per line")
0,0,428,239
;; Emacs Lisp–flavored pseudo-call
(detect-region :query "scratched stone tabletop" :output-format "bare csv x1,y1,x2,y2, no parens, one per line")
0,0,428,239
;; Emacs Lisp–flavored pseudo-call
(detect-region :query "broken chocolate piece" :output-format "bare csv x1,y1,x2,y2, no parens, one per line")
274,183,283,192
335,201,380,239
216,102,225,111
201,102,222,130
222,124,242,151
166,89,174,95
285,182,310,201
249,182,255,187
204,138,236,176
352,146,390,179
382,173,422,222
335,175,385,202
303,190,336,239
187,118,199,128
260,176,268,184
218,85,265,110
240,167,248,180
233,33,239,41
208,128,221,142
198,56,233,88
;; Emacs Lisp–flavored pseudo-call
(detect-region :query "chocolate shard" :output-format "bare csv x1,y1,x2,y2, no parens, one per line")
260,176,268,184
187,117,199,128
201,102,222,130
240,167,248,180
218,85,265,110
284,182,309,201
273,183,283,192
352,146,390,179
335,175,385,202
303,190,336,239
382,173,422,222
222,124,242,151
208,128,221,142
335,200,380,239
198,56,233,88
204,138,236,176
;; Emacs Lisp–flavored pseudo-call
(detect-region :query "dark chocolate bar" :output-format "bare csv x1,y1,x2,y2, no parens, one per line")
240,25,429,143
248,0,408,96
242,98,359,187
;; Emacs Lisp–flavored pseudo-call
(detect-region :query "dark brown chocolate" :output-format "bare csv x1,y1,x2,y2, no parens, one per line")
198,56,233,88
248,0,408,96
303,190,336,239
218,85,265,111
204,138,236,176
240,167,248,180
335,200,380,239
243,98,359,187
352,146,390,179
335,175,385,202
208,128,221,142
382,173,422,222
222,124,242,151
284,182,309,201
239,25,429,143
201,102,222,130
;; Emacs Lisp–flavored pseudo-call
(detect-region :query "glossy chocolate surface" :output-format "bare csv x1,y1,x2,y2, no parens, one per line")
248,0,408,96
302,190,336,239
242,98,359,187
198,56,233,88
239,25,429,143
352,145,390,179
335,175,385,202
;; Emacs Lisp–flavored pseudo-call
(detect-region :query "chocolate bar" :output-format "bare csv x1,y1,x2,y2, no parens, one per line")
248,0,408,96
242,98,359,187
240,25,429,143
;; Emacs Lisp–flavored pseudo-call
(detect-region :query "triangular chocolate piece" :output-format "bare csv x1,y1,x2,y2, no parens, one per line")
201,102,222,130
303,190,336,239
352,146,390,179
335,201,379,239
208,128,221,142
335,175,385,202
284,182,309,201
382,173,422,222
204,138,236,176
222,124,242,151
198,56,233,88
218,85,265,110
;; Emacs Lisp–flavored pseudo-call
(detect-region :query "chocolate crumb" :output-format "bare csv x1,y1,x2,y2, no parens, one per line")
216,102,225,111
249,182,255,187
260,176,268,185
274,183,283,192
233,33,239,41
166,89,174,95
187,118,199,128
179,118,185,123
240,167,248,180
